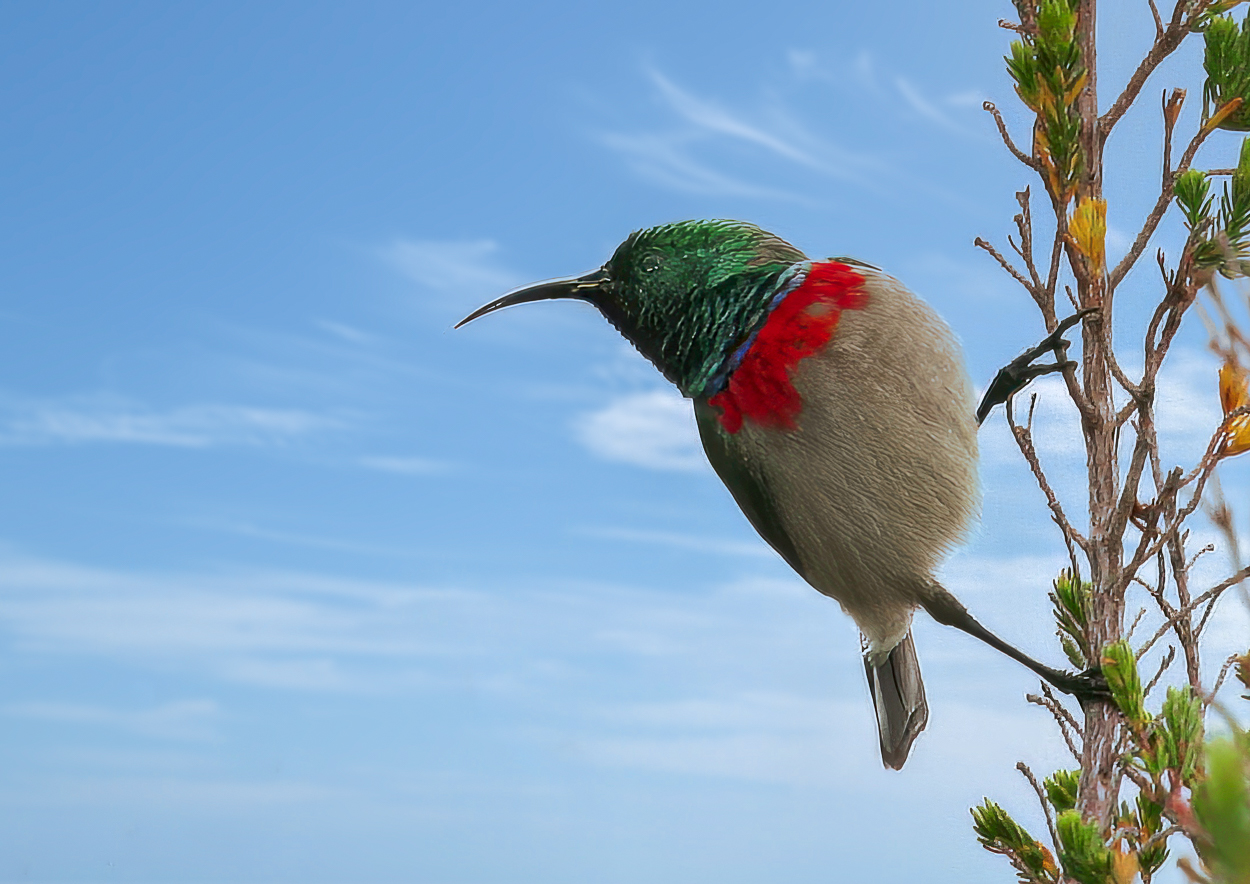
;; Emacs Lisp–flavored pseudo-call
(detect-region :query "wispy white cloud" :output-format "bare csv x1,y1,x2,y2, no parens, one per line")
598,131,801,200
380,238,523,298
787,48,879,95
1153,348,1225,451
787,48,985,137
0,554,486,691
197,520,426,559
576,526,770,558
214,657,370,692
314,319,374,344
0,395,336,448
0,548,822,699
5,699,221,741
904,249,1020,303
895,76,967,135
647,69,821,169
596,65,885,199
576,693,1066,788
786,49,822,82
27,774,336,808
945,89,989,108
0,540,1156,797
852,49,879,94
978,374,1087,466
574,389,705,471
358,455,452,476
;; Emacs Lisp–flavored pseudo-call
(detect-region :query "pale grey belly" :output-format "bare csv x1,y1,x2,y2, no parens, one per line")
728,273,979,650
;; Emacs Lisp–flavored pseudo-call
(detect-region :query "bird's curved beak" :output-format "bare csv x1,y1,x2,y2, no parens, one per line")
454,268,610,328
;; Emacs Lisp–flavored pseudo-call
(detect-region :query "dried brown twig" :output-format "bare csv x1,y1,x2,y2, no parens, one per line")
1016,762,1060,848
1029,690,1083,762
1137,563,1250,658
1005,396,1091,554
976,0,1250,843
983,101,1038,170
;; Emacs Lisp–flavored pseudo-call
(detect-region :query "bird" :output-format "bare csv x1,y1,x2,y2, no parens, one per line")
457,219,1101,769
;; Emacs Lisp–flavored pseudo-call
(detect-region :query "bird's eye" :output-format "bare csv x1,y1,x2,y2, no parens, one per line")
641,254,662,273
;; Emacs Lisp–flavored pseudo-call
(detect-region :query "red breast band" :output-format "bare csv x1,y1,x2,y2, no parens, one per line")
707,262,867,433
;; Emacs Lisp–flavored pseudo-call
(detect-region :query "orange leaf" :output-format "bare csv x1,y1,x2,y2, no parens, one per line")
1219,363,1250,455
1220,362,1249,414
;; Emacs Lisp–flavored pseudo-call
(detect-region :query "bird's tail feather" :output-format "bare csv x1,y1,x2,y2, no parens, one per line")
864,630,928,770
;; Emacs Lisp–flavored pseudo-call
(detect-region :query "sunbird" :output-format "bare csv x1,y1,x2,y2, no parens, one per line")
458,219,1102,768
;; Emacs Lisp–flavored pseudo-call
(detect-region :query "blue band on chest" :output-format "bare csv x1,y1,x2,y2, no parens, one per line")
702,262,810,397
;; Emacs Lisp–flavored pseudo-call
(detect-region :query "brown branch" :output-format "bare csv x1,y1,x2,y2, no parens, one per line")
984,101,1038,170
1057,304,1097,425
1108,118,1224,291
1210,652,1242,699
976,237,1039,302
1007,397,1091,553
1061,518,1086,586
1148,0,1164,40
1029,692,1083,762
1145,257,1176,361
1044,225,1064,315
1121,410,1250,595
1194,562,1250,638
1123,764,1153,795
1064,283,1081,312
1017,189,1035,257
1012,189,1045,291
1109,428,1153,549
1115,471,1177,601
1186,542,1215,572
1115,400,1138,430
1096,309,1143,397
1016,0,1037,35
1144,645,1177,699
1099,18,1189,140
1162,88,1185,179
1196,585,1225,638
1140,825,1183,851
1042,682,1084,736
1165,512,1201,687
1138,563,1250,657
1017,762,1060,850
1167,405,1250,532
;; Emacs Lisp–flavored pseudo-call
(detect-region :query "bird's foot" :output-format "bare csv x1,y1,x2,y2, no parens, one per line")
1042,665,1112,707
976,307,1099,426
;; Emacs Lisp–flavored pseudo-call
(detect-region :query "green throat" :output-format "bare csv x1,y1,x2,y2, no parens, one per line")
592,220,808,398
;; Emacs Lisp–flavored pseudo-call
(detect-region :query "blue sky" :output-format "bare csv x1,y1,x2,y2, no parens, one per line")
1,2,1248,882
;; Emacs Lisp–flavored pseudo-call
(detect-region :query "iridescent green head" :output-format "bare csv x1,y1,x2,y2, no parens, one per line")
457,220,807,397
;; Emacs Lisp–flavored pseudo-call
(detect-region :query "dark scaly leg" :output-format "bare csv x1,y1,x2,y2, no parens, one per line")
920,582,1110,705
962,309,1108,701
976,308,1099,426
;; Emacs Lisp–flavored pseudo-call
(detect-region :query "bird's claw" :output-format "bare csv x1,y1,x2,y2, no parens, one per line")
976,307,1100,426
1047,665,1112,708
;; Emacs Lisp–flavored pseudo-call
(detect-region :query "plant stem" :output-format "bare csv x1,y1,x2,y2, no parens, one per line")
1073,0,1123,828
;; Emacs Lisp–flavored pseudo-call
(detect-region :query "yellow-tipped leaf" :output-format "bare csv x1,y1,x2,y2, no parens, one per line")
1070,198,1108,276
1219,362,1250,455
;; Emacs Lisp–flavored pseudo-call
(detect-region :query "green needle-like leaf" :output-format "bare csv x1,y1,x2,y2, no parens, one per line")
1192,738,1250,884
1045,769,1081,814
1057,810,1113,884
1102,641,1148,728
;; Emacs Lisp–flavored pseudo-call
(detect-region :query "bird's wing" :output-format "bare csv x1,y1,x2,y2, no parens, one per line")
824,255,879,270
693,400,805,575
